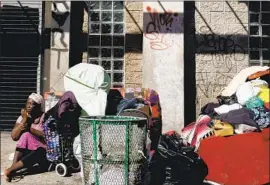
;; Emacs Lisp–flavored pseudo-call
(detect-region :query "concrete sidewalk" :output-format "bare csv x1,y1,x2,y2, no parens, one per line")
1,132,83,185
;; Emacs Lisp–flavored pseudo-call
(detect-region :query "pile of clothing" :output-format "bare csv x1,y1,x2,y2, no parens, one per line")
181,66,270,149
180,66,270,185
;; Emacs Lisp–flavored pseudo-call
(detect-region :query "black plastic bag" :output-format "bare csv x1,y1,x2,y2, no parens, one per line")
217,94,238,105
149,118,162,151
105,89,123,115
200,102,219,117
148,132,208,185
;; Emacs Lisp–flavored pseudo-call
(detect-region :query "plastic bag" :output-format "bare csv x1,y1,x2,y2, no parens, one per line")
236,82,261,105
73,135,83,177
64,63,111,116
216,94,238,105
148,132,208,185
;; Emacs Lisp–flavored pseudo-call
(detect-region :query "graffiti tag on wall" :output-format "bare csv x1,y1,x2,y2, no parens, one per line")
195,26,247,103
196,26,246,60
197,71,233,98
51,1,70,48
144,6,181,50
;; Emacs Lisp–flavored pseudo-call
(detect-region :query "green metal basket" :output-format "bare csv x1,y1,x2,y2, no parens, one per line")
79,116,147,185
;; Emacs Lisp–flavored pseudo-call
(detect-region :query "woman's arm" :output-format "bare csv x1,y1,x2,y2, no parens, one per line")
11,121,27,141
29,127,44,138
29,113,45,139
11,109,28,141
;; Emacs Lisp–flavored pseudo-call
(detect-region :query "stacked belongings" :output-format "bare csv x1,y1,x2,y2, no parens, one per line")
106,88,162,153
182,66,270,149
122,88,162,152
111,89,211,185
181,66,270,185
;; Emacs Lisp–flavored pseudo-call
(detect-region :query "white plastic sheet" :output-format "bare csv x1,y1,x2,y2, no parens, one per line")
236,82,260,105
64,63,111,116
221,66,269,97
64,63,110,180
214,103,242,115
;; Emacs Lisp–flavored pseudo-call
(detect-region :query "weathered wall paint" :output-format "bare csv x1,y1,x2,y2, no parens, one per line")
49,1,71,92
142,2,184,133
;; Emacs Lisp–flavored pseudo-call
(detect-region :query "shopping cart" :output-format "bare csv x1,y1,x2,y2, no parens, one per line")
43,114,80,177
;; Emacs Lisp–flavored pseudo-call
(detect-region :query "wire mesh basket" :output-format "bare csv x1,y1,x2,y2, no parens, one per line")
79,116,147,185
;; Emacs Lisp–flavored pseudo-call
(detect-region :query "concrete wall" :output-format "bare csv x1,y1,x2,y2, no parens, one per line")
142,2,185,132
43,1,71,92
194,1,249,115
82,7,88,63
43,2,53,94
49,1,71,92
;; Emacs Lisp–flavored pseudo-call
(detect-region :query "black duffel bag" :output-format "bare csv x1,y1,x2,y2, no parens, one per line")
148,132,208,185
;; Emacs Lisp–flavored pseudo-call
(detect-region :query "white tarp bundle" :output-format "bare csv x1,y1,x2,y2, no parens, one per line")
221,66,269,97
64,63,111,116
64,63,110,179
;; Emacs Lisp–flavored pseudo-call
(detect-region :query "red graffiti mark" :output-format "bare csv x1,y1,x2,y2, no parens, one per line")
145,33,170,50
145,6,178,50
150,42,169,50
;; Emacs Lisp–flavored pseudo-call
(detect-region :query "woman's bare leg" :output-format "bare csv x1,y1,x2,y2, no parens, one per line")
5,148,28,182
12,151,23,164
4,161,24,182
5,148,46,182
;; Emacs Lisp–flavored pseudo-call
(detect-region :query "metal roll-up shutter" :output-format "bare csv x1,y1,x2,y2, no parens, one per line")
0,1,43,130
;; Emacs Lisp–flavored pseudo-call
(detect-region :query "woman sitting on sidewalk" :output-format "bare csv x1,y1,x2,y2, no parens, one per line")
4,93,47,182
